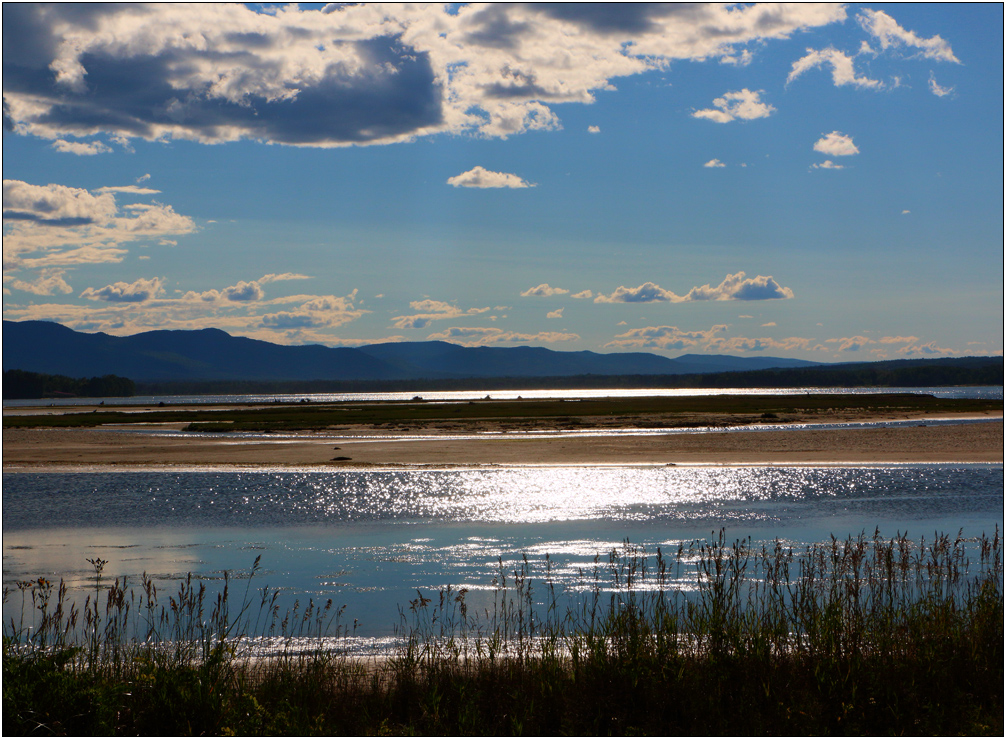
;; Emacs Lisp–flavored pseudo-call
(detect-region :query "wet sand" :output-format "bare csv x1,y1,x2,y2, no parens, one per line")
3,416,1002,471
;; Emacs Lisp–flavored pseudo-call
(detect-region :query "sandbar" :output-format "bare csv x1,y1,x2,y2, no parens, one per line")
3,415,1002,471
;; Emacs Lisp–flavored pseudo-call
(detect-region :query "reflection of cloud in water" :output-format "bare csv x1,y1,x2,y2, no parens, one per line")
3,528,223,592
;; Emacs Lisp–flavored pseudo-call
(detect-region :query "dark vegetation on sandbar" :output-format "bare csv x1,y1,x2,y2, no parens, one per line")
4,530,1002,736
4,393,1002,432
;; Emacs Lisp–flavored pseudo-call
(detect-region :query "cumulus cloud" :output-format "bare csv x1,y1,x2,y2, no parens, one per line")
521,283,568,297
447,166,533,189
720,49,753,67
546,308,563,319
606,324,829,354
605,324,729,351
813,131,859,157
425,326,579,346
2,3,848,148
857,9,959,63
588,125,600,134
4,179,117,225
80,276,164,303
7,268,73,296
594,273,794,304
703,159,726,168
827,335,874,352
811,160,844,170
705,336,826,353
3,179,196,271
570,290,593,299
787,48,882,89
595,282,677,304
3,281,367,340
897,341,957,356
51,139,112,155
692,89,774,123
391,300,490,329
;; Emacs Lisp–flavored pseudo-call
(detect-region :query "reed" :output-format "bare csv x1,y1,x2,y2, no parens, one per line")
4,529,1002,735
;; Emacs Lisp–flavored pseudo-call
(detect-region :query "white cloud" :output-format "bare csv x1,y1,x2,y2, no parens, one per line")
813,131,859,157
811,160,844,170
692,89,775,123
258,272,312,284
595,273,794,304
80,276,165,303
570,290,593,299
857,9,959,63
827,335,874,352
720,49,753,67
447,166,533,189
4,179,118,224
787,48,882,89
3,284,368,339
880,335,920,344
7,268,73,296
391,300,490,329
928,73,954,97
605,322,825,355
587,125,601,134
2,3,847,148
521,283,568,297
546,308,563,319
595,282,677,304
901,209,911,215
3,179,196,271
681,273,795,301
703,158,726,168
705,336,825,354
51,139,112,156
426,326,579,346
94,185,162,195
605,324,729,351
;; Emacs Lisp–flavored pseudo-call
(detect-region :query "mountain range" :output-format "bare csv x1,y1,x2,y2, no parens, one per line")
3,320,820,382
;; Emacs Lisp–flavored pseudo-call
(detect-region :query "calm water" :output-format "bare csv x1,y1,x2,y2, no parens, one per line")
4,465,1002,640
3,385,1002,408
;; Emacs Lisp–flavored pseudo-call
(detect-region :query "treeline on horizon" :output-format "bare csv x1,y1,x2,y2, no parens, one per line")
132,356,1004,396
2,370,136,400
4,356,1001,400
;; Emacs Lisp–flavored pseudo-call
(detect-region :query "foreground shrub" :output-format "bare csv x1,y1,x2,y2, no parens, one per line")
4,530,1002,735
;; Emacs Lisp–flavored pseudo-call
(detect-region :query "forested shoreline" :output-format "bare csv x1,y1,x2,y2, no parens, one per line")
2,370,135,400
4,356,1000,400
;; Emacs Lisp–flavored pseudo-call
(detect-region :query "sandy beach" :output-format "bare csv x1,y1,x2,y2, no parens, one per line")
3,415,1002,471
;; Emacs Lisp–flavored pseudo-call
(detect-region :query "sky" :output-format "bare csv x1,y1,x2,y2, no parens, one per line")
3,2,1003,362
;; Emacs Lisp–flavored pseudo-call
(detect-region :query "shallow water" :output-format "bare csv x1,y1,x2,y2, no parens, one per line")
3,465,1001,641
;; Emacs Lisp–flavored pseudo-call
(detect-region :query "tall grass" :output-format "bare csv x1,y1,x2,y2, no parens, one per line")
4,529,1002,735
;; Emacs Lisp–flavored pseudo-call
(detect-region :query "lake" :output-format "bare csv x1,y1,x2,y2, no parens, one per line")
4,463,1002,649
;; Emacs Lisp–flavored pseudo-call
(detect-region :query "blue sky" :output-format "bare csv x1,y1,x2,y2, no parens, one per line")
3,3,1002,361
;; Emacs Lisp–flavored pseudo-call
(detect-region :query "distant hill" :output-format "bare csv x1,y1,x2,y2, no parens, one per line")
3,320,821,383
